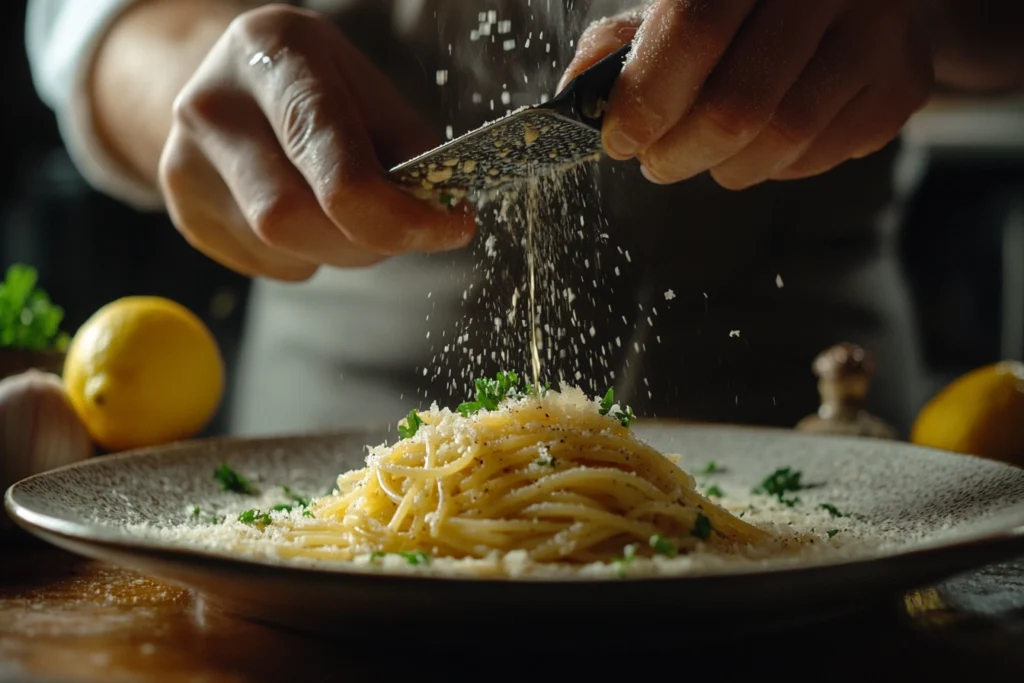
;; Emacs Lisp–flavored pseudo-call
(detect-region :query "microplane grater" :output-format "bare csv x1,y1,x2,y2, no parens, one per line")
388,42,632,203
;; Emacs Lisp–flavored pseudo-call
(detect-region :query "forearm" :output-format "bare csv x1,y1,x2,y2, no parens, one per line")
89,0,256,190
912,0,1024,94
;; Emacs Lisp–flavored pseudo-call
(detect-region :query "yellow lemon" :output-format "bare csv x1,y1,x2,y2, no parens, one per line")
63,296,224,452
911,361,1024,465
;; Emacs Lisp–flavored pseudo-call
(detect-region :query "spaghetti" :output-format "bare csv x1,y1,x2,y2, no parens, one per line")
258,373,773,567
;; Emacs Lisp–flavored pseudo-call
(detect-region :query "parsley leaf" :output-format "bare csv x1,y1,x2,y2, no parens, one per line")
398,409,424,440
596,388,634,427
457,371,523,416
827,529,839,539
302,509,314,518
369,551,387,562
615,405,634,428
397,551,431,566
692,513,713,540
598,388,615,416
281,485,311,507
701,461,724,474
237,509,272,526
0,264,69,352
214,463,256,495
649,534,677,558
819,503,845,518
704,484,723,498
753,467,805,505
269,504,292,513
536,455,556,467
190,505,201,518
612,543,638,577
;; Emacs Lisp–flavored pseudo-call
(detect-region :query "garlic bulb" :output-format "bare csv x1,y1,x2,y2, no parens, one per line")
1,370,94,497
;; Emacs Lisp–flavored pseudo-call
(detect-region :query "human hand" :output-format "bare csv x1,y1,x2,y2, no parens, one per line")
160,5,475,281
560,0,934,189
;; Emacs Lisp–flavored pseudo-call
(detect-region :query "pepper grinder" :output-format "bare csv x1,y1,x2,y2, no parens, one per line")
796,343,897,439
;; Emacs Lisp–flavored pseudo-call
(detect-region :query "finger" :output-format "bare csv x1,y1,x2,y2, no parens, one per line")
159,129,318,281
557,11,645,93
237,25,475,255
638,0,839,185
715,4,934,188
769,70,930,182
600,0,759,160
191,98,387,268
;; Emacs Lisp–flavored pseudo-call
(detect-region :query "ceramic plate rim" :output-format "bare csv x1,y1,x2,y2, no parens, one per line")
6,423,1024,586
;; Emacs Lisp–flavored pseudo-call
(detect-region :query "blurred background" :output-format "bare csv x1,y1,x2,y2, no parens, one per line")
2,0,1023,438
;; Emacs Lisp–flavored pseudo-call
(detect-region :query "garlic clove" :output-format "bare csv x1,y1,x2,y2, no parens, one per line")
1,369,94,497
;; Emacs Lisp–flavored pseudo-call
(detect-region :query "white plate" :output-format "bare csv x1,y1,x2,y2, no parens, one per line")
6,423,1024,641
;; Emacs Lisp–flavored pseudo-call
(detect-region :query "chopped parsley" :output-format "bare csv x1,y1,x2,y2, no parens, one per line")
237,509,272,526
598,388,615,416
438,192,455,208
536,455,556,467
191,505,201,518
692,513,712,540
596,387,634,427
269,503,293,513
214,463,256,495
397,550,431,566
398,409,424,439
302,509,314,518
819,503,845,518
369,550,430,565
281,485,311,507
701,461,723,474
0,263,70,352
612,543,638,577
458,371,523,416
827,529,840,539
704,484,723,498
649,534,677,558
753,467,806,506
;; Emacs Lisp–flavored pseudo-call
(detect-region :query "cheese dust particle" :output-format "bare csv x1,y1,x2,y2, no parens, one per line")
664,290,676,301
729,330,741,338
776,274,784,288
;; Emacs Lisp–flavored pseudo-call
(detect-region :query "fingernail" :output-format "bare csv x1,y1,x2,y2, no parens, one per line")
640,164,670,185
605,129,639,159
556,71,572,93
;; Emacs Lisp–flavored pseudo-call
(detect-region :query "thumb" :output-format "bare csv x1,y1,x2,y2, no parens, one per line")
557,10,645,93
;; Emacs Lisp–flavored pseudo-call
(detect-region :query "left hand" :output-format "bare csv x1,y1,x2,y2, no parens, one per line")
559,0,934,189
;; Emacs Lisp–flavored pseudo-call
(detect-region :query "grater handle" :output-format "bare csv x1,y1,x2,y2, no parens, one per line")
543,41,633,129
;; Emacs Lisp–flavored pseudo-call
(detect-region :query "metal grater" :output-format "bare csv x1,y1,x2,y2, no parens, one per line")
388,43,632,204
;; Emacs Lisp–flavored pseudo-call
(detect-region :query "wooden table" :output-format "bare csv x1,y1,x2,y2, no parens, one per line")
2,537,1023,683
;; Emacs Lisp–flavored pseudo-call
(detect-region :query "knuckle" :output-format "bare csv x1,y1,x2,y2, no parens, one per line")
279,80,328,160
172,84,225,129
229,3,308,44
765,110,818,150
248,193,303,247
699,100,761,146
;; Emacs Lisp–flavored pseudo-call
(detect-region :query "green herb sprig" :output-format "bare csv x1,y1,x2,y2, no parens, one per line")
0,264,69,352
398,409,424,439
458,371,523,416
649,534,677,558
596,388,634,428
753,467,805,507
214,464,256,495
692,513,713,540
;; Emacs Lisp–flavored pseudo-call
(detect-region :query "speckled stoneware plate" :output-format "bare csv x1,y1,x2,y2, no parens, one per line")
6,423,1024,643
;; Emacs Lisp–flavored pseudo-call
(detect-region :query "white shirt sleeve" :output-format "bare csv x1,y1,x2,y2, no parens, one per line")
26,0,165,210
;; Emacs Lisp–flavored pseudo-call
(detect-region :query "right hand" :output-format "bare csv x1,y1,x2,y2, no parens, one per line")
159,4,475,281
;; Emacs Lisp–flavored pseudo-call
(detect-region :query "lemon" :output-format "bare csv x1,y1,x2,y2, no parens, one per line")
911,361,1024,464
63,296,224,451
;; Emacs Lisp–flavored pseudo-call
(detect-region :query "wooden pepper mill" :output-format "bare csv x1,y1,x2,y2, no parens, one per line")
796,343,897,439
